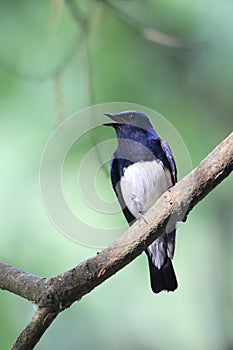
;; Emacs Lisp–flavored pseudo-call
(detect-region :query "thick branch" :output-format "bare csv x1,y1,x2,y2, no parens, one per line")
38,132,233,310
2,131,232,349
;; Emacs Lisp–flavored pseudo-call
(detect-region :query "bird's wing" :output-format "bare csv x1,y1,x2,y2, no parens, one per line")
159,139,177,185
149,137,177,262
110,156,120,193
110,157,136,225
159,139,177,259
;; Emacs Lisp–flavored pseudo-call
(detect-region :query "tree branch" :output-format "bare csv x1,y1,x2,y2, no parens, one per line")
1,132,232,349
100,0,199,49
11,307,58,350
0,263,45,304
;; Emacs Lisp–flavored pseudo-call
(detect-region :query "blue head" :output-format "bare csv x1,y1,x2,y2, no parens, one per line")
104,110,159,139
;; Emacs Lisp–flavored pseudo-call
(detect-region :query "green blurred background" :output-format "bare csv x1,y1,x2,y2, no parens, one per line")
0,0,232,349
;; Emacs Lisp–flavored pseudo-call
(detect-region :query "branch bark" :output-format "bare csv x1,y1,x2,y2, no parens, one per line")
0,263,45,303
0,132,232,350
11,308,58,350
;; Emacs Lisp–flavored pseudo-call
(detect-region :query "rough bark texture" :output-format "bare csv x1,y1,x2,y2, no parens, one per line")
0,132,231,350
11,308,58,350
0,263,45,303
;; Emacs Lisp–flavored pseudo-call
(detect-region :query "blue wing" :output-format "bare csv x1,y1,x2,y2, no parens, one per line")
159,139,177,184
148,137,177,185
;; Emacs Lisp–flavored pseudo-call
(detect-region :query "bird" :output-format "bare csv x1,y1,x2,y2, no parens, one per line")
104,110,178,293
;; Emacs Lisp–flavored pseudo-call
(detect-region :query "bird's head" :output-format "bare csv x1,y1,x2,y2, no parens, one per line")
104,110,155,134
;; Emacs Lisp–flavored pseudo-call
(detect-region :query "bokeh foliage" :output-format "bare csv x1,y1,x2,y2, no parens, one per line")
0,0,232,349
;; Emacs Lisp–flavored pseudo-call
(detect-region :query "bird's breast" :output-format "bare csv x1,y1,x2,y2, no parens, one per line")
119,160,172,219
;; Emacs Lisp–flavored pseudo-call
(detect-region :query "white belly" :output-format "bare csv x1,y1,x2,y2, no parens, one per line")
119,160,172,219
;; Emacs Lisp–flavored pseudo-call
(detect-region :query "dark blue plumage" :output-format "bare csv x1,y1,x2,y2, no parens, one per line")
105,110,178,293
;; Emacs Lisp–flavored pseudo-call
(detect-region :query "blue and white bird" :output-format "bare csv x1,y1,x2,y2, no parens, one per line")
104,110,178,293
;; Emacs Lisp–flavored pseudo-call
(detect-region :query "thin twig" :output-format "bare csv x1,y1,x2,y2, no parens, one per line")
0,39,78,82
101,0,197,49
52,71,65,125
66,0,109,174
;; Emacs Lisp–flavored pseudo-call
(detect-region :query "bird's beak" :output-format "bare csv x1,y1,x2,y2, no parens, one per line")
104,113,114,126
104,113,114,119
103,113,124,127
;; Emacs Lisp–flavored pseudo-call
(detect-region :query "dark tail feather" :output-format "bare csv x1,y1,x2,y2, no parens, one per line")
147,257,178,294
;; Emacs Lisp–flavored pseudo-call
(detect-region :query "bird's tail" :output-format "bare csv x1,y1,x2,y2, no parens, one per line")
147,256,178,294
